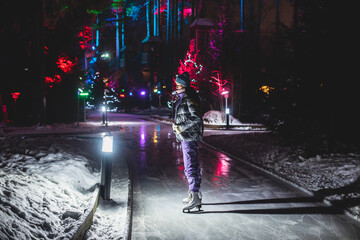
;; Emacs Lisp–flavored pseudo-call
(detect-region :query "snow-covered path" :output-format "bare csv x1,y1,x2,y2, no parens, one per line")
101,113,360,240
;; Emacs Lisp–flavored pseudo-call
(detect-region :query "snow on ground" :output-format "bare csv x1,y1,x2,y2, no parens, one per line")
0,135,101,239
85,144,128,240
0,121,129,240
85,178,128,240
1,122,123,136
202,133,360,221
203,110,242,125
1,112,360,239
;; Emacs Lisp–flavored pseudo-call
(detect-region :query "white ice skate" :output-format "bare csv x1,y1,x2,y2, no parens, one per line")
182,191,202,213
183,190,202,204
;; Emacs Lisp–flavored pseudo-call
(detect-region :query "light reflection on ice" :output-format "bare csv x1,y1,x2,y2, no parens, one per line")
215,153,231,177
152,125,160,144
212,152,231,186
140,125,146,148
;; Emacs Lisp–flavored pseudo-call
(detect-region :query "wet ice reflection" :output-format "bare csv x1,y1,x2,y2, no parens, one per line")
153,125,160,143
139,125,146,149
108,114,360,240
212,152,231,187
152,125,160,144
139,125,147,172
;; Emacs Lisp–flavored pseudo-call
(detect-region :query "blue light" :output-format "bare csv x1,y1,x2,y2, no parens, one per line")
90,57,97,64
129,92,133,96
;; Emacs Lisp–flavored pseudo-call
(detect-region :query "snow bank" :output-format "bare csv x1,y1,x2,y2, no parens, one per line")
1,122,123,136
203,110,242,125
0,136,100,240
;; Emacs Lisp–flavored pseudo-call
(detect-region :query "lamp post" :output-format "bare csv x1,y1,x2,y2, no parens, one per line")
100,133,114,200
225,107,230,129
102,105,106,125
221,90,230,129
78,88,89,122
11,92,20,123
157,90,161,109
154,88,162,109
103,89,109,126
77,89,80,125
140,90,146,109
149,91,152,113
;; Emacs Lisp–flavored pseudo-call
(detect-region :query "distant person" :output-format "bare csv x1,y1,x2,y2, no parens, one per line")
172,72,204,212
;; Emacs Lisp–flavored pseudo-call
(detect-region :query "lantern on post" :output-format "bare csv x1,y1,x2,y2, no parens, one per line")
78,88,89,123
100,133,114,200
221,90,230,128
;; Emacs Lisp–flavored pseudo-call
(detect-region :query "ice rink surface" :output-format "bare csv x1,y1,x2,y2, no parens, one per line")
97,113,360,240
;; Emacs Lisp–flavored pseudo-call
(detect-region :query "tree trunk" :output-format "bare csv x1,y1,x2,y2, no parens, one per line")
32,0,46,125
191,0,195,21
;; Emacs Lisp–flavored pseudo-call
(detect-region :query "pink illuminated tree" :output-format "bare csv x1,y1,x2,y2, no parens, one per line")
209,70,231,96
208,6,231,71
174,49,204,92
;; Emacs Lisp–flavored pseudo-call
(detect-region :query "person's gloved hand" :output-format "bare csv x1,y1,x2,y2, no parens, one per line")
172,124,183,135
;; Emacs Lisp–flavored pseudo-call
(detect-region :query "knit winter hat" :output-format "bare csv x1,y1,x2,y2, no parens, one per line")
175,72,191,87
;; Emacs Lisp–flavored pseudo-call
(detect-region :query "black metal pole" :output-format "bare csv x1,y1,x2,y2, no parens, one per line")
226,113,229,129
225,96,229,129
83,98,86,122
77,93,79,125
100,153,112,200
105,109,108,126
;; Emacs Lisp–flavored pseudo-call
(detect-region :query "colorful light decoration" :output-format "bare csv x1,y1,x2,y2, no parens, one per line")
56,56,76,73
78,26,92,50
182,8,192,18
175,50,204,92
45,75,62,88
112,0,124,13
209,71,231,96
154,5,166,15
11,92,21,102
126,4,142,20
259,85,274,95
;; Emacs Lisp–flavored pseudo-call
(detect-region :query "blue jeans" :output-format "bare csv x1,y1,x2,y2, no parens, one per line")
181,141,201,192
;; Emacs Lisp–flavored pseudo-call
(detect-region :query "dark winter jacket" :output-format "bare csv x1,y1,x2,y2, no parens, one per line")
174,93,204,142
